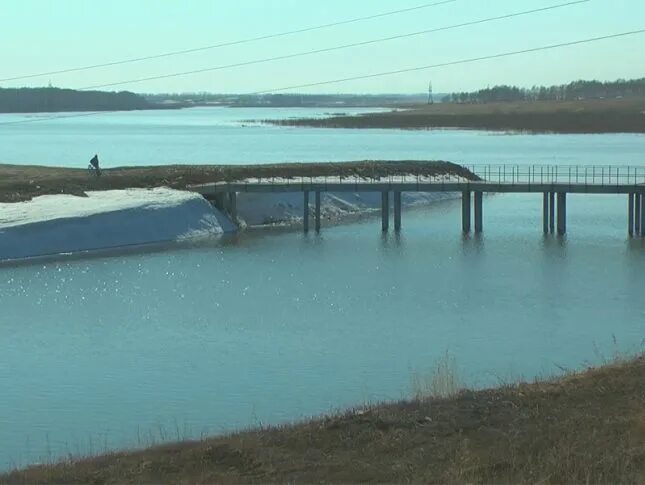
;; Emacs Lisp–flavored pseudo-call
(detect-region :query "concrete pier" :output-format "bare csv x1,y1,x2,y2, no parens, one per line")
474,192,483,233
557,192,567,235
636,194,642,237
381,191,389,232
315,191,321,232
462,191,471,233
394,191,402,232
549,192,555,234
641,194,645,237
303,190,310,233
228,192,237,222
629,193,635,237
543,192,549,234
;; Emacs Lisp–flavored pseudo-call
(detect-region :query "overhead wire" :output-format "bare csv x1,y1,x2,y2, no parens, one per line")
0,0,457,83
79,0,590,91
2,28,643,126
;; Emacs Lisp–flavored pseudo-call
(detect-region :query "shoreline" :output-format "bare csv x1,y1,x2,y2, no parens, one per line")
4,356,643,483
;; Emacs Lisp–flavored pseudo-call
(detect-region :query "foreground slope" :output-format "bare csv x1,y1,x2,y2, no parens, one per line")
4,357,644,484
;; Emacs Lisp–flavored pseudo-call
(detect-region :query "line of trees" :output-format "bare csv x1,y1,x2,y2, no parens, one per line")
0,87,153,113
443,78,645,104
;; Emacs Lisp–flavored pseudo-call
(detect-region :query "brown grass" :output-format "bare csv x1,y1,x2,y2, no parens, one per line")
268,97,645,133
3,357,644,484
0,160,476,203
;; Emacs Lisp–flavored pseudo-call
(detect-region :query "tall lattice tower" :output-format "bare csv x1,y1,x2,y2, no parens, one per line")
427,81,434,105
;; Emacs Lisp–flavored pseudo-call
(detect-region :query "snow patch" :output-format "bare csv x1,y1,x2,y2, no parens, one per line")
0,188,235,261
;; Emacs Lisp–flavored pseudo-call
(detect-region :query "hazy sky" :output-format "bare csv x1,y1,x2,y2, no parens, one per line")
2,0,644,94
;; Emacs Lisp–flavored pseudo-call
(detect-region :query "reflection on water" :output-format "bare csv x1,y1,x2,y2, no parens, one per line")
1,193,644,469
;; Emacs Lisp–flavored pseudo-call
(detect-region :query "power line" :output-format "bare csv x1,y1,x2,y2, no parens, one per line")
251,29,645,94
1,28,643,126
0,0,457,83
80,0,589,91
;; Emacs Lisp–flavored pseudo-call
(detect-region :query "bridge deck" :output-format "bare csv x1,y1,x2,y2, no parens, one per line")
194,180,645,195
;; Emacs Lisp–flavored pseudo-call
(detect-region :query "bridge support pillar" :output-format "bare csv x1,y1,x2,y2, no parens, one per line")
462,191,471,233
228,192,237,222
641,194,645,237
557,192,567,235
543,192,549,234
635,194,641,237
381,191,389,232
303,191,310,233
549,192,556,234
394,191,402,232
629,193,635,237
315,191,321,232
474,191,483,233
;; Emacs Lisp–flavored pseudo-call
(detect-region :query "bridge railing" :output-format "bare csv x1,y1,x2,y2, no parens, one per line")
467,165,645,186
209,164,645,187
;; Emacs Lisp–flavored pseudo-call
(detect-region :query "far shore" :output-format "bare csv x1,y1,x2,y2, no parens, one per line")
264,98,645,134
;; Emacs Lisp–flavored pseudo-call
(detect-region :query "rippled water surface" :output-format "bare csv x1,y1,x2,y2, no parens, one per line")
1,193,644,469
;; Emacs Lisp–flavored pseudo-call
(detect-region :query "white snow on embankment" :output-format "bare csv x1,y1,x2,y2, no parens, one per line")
0,188,235,262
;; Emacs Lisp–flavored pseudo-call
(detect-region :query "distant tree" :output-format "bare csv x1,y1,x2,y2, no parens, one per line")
444,78,645,104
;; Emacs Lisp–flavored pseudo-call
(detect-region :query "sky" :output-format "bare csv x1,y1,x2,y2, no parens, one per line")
1,0,644,94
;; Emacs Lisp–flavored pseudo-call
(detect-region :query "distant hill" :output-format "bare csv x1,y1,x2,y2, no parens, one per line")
0,87,173,113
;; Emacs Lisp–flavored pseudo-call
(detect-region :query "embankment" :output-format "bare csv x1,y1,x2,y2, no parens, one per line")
0,161,475,261
4,357,644,484
0,188,235,262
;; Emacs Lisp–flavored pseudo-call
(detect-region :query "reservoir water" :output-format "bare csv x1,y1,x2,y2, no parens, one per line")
1,108,644,469
1,107,644,167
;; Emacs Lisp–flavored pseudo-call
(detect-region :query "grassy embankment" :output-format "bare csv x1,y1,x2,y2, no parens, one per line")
0,160,476,203
267,98,645,133
3,356,644,484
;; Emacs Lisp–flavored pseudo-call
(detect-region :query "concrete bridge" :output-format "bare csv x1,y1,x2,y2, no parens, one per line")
193,165,645,237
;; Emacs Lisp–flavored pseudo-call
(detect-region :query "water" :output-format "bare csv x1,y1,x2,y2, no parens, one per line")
1,108,645,469
0,106,644,167
1,194,644,469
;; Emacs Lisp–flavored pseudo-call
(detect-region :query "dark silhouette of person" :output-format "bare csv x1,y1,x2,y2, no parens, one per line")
89,154,101,176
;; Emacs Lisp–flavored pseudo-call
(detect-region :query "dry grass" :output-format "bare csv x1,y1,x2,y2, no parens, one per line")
269,97,645,133
3,356,644,484
0,160,476,203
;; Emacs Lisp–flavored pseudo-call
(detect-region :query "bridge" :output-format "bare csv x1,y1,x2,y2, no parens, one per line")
193,165,645,237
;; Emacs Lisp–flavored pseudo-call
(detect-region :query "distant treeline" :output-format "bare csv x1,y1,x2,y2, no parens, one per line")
144,92,431,107
443,78,645,104
0,87,156,113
